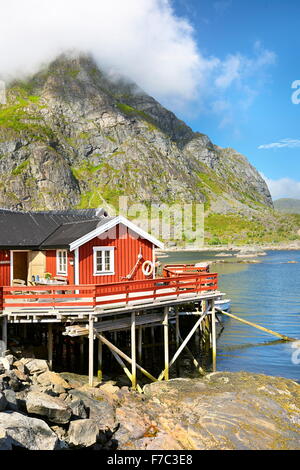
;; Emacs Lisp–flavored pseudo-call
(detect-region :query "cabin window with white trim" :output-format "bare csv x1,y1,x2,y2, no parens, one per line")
56,250,68,275
93,247,115,275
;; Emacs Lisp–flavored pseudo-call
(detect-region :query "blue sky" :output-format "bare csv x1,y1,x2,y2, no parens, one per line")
170,0,300,199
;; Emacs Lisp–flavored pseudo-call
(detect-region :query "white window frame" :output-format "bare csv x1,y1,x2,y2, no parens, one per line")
56,249,68,276
93,246,115,276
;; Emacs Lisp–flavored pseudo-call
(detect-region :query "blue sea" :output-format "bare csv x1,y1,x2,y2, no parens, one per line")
158,250,300,382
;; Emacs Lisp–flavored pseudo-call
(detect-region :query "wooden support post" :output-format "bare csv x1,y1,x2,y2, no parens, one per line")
131,312,137,390
175,307,180,376
158,308,208,381
88,317,94,387
163,306,169,381
1,316,7,356
211,300,217,372
175,307,180,349
97,333,157,382
48,323,53,370
97,337,103,382
216,308,296,342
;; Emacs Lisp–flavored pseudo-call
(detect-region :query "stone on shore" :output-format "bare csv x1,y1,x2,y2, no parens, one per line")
0,411,58,450
68,419,99,447
0,392,8,411
25,392,72,424
24,359,49,376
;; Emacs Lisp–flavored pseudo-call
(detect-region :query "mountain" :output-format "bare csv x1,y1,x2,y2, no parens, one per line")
274,199,300,214
0,53,272,216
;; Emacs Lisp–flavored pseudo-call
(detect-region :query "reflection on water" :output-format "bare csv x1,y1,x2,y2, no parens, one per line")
158,250,300,382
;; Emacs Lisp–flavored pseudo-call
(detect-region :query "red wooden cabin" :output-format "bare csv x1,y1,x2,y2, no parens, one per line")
0,209,164,288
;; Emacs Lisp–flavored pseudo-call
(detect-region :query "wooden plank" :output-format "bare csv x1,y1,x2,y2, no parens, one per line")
131,312,137,390
211,301,217,372
163,307,169,381
88,317,94,386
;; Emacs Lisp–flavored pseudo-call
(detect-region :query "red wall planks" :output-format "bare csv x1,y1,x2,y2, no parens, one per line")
79,224,154,285
45,250,75,284
0,250,11,286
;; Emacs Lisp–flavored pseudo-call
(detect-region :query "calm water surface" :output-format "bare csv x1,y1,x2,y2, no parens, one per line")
158,250,300,382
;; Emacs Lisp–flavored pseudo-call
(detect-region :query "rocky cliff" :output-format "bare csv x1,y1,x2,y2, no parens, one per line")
0,54,272,215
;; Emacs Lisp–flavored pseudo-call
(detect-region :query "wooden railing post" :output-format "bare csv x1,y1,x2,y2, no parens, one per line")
0,286,3,312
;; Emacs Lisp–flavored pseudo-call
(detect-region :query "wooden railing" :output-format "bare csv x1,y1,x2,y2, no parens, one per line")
163,264,209,277
0,273,218,311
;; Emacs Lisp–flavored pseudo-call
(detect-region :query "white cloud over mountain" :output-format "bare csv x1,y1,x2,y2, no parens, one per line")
0,0,276,115
260,173,300,199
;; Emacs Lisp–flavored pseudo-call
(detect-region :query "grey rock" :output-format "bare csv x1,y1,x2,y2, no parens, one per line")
25,391,72,424
68,419,99,448
69,389,115,429
0,411,58,450
69,399,89,420
3,389,18,411
0,392,8,411
24,359,49,376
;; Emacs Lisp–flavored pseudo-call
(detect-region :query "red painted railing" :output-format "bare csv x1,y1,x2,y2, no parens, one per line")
163,264,209,277
0,273,218,311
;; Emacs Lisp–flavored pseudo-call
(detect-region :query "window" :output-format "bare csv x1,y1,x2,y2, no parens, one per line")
93,247,115,275
56,250,68,275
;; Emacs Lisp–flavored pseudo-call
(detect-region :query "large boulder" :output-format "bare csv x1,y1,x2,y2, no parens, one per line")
36,371,70,389
25,392,72,424
0,411,58,450
69,389,115,429
24,359,49,376
68,419,99,448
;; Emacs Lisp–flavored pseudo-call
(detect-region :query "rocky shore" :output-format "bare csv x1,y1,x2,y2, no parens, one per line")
0,355,299,450
159,240,300,253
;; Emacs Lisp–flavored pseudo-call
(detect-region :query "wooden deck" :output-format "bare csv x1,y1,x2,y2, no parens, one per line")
0,273,219,322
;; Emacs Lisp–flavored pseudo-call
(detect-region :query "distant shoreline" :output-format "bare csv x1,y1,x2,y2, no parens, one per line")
157,241,300,253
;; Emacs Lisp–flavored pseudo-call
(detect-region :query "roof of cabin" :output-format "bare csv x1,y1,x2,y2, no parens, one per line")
0,208,112,249
0,209,164,250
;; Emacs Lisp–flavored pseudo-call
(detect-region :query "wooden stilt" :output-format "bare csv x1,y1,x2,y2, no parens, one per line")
97,337,103,382
163,306,169,381
169,323,205,375
1,316,7,356
175,307,180,376
48,323,53,370
131,312,137,390
211,300,217,372
97,333,157,382
158,308,208,381
88,316,94,387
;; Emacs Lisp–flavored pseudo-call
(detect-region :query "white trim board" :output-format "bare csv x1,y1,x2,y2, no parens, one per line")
69,215,164,251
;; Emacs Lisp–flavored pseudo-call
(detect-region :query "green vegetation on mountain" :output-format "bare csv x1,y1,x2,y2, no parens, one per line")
0,53,299,245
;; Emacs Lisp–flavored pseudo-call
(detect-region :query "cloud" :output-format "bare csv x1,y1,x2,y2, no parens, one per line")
258,138,300,150
0,0,216,104
0,0,276,118
260,173,300,199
